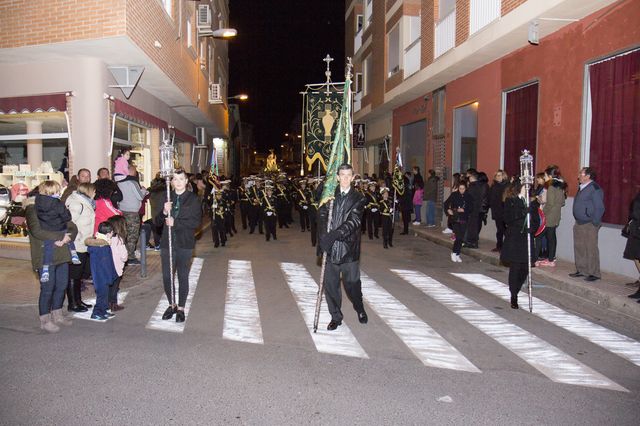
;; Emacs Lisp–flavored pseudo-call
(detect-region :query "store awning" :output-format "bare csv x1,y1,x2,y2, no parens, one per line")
0,93,68,114
114,99,167,129
174,127,196,144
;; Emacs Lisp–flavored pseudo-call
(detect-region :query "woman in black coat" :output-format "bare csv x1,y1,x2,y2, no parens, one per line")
624,190,640,299
500,181,540,309
444,181,474,262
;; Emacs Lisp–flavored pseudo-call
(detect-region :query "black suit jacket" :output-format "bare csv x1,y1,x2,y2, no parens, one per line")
318,187,366,264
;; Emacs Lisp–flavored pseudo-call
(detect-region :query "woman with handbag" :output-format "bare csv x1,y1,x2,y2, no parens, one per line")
624,189,640,299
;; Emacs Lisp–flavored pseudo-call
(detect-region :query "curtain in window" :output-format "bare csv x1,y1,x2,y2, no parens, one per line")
589,49,640,225
503,83,538,179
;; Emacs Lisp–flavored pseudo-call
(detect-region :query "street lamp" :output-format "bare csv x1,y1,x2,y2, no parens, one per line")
229,94,249,101
199,28,238,39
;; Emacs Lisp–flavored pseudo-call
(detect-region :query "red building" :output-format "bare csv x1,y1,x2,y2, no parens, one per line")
346,0,640,277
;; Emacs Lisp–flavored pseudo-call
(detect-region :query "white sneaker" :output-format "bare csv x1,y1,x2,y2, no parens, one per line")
451,253,457,262
456,254,462,263
442,228,453,234
412,221,420,225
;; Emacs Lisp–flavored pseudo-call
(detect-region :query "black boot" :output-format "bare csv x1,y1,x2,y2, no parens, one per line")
510,294,519,309
67,282,87,312
73,279,91,309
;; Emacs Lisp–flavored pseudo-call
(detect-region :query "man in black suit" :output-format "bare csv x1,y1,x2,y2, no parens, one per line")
318,164,369,331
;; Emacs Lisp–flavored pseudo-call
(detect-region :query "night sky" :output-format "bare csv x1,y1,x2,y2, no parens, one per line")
228,0,345,151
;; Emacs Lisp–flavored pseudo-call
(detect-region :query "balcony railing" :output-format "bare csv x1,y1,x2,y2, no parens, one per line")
403,38,421,78
354,28,363,53
435,10,456,58
470,0,501,34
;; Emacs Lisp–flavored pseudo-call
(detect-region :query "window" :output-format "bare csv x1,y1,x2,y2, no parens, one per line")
161,0,172,17
387,24,400,77
187,18,192,48
408,15,421,45
439,0,455,20
364,55,373,96
584,48,640,225
356,14,364,33
364,0,373,29
355,73,363,94
503,83,538,178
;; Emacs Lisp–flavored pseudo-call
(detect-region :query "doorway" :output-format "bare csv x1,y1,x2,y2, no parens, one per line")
400,119,426,174
453,102,478,174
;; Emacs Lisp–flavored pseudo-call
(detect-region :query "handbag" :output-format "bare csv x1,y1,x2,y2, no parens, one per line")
622,219,639,238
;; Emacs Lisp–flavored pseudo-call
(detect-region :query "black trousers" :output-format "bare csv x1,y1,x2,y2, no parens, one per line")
299,207,310,231
240,201,249,229
324,260,364,322
108,276,122,304
466,213,481,245
494,219,506,250
508,261,529,299
277,207,287,228
367,211,379,238
212,217,226,247
161,247,193,307
452,221,467,254
544,226,557,261
309,215,318,247
401,209,411,233
248,204,260,233
382,216,393,247
264,214,277,240
361,211,367,234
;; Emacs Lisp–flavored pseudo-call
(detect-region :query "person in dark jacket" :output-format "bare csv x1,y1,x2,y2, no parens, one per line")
86,222,118,321
155,168,203,323
318,164,368,331
26,195,78,333
570,167,605,282
624,189,640,300
424,169,439,227
500,180,540,309
146,175,166,250
465,170,489,248
445,181,474,262
489,170,509,252
412,166,424,192
398,175,413,235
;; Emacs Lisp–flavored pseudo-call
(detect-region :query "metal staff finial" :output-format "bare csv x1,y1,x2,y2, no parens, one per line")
323,54,334,95
345,57,353,80
519,148,535,313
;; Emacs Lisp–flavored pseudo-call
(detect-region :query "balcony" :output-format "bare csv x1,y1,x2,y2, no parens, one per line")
354,91,362,113
470,0,501,34
435,9,456,58
403,38,421,78
354,28,363,53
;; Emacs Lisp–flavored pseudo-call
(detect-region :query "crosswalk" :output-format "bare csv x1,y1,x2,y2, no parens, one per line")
80,258,639,392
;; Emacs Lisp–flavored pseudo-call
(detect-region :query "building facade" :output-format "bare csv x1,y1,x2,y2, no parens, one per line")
0,0,233,195
346,0,640,278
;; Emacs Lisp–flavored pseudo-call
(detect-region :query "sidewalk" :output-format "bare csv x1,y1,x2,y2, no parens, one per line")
0,250,163,306
410,224,640,320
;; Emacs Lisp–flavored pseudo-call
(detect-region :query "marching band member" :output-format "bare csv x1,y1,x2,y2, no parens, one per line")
379,187,394,249
262,183,278,241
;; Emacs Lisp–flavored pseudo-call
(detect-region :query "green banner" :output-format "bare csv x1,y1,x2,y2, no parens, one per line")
304,89,343,171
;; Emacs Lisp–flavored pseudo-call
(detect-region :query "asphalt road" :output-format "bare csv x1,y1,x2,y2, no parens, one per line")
1,222,639,425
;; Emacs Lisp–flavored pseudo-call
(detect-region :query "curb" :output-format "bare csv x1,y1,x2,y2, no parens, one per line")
411,227,640,320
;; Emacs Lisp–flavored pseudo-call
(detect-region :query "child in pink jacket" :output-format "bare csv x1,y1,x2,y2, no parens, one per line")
412,186,424,225
107,215,128,311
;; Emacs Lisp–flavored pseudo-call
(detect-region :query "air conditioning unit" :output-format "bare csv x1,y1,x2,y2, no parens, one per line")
196,127,207,145
208,82,222,104
197,4,212,31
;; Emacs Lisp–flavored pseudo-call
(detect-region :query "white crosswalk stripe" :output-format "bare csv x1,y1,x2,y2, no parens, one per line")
393,269,627,392
146,257,204,333
279,262,368,359
453,273,640,368
360,271,480,372
223,260,263,344
72,291,128,322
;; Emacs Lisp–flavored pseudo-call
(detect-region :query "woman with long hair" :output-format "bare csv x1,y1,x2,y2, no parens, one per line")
537,165,567,267
107,215,128,311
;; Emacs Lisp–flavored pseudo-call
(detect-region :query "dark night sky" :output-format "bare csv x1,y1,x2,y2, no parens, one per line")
228,0,345,151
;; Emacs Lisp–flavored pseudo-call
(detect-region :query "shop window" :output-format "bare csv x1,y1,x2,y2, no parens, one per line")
584,48,640,225
502,83,538,179
112,117,151,187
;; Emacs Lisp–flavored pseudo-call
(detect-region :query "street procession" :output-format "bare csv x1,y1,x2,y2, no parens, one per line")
0,0,639,424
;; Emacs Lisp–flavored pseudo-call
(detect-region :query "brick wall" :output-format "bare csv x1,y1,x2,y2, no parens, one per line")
502,0,528,16
0,0,126,48
421,0,435,68
455,0,470,47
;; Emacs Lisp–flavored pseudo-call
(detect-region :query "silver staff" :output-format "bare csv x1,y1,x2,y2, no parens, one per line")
159,133,176,308
520,149,534,313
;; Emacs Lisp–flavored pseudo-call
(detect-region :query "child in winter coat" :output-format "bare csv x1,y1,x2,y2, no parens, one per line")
86,221,118,320
412,185,424,225
113,148,131,182
35,180,80,282
107,215,128,311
